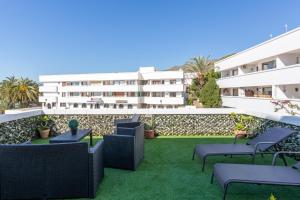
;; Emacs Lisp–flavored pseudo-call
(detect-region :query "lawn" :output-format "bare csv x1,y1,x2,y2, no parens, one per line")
33,136,299,200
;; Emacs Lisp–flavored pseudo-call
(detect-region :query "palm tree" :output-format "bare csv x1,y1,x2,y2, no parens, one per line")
0,76,18,109
185,56,214,88
13,78,39,108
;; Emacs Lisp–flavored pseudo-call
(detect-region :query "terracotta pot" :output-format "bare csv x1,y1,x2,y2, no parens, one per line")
39,129,50,139
144,130,155,139
234,130,247,138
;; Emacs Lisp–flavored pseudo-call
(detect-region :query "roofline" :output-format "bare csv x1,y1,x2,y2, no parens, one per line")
215,26,300,64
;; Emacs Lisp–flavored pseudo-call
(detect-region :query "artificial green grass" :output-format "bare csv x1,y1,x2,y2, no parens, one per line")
33,136,299,200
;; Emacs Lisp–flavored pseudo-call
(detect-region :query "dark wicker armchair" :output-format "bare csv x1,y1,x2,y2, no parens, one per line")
0,141,104,199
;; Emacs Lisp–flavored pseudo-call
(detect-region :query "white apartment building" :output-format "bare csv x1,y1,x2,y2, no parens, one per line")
215,27,300,113
39,67,187,109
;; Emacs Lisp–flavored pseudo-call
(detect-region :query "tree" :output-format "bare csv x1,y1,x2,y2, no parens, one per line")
0,76,18,109
185,56,214,88
199,77,222,108
0,77,39,109
13,78,39,108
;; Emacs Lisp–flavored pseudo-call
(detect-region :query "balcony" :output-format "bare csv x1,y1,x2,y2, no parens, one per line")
39,86,58,92
141,84,184,92
142,97,184,105
59,96,140,104
58,85,139,92
217,64,300,88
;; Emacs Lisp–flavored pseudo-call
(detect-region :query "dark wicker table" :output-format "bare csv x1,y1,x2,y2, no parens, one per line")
49,129,93,146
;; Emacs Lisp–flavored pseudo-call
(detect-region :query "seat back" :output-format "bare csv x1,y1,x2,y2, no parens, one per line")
0,142,89,199
247,127,296,151
131,114,141,122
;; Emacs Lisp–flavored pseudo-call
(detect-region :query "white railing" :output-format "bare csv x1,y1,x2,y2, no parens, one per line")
217,64,300,87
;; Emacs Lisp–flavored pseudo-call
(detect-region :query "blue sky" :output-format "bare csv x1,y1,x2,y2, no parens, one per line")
0,0,300,81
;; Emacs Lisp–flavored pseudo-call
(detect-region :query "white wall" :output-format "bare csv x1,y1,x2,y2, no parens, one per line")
215,27,300,71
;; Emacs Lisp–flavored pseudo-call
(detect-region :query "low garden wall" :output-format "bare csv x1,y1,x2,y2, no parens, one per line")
0,109,299,152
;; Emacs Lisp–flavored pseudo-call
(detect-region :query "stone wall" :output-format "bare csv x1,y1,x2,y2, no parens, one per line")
0,114,299,153
0,115,39,144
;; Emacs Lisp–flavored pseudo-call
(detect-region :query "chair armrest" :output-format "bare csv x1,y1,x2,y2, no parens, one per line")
253,142,276,154
88,141,104,198
272,151,300,166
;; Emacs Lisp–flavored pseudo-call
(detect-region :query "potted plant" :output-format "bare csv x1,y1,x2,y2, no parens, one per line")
37,115,50,139
230,113,254,138
68,119,79,135
144,122,156,139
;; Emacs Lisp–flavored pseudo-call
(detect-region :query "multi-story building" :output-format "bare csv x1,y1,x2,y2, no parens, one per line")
215,27,300,113
39,67,187,109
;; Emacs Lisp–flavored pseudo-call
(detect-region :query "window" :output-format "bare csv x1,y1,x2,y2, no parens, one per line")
232,89,239,96
152,92,165,97
70,92,80,97
152,80,164,85
113,80,125,85
127,80,136,85
113,92,125,97
91,92,101,97
169,92,176,97
113,104,117,109
127,92,136,97
141,92,150,97
262,60,276,70
73,103,78,108
95,104,100,109
60,103,66,107
104,104,109,108
62,92,66,97
119,104,124,109
170,80,176,84
128,104,133,109
232,69,238,76
167,105,173,109
81,92,88,97
70,82,80,86
81,81,88,86
82,103,87,108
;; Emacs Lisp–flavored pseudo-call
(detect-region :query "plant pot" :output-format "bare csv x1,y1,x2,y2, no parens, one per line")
71,128,78,135
39,129,50,139
144,130,155,139
234,130,247,138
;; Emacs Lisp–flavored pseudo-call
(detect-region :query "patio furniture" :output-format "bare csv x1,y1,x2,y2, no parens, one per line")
104,122,144,170
211,151,300,200
192,127,296,171
114,114,141,126
49,128,93,146
0,141,104,199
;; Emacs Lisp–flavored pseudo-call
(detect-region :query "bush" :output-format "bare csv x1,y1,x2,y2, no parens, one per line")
199,78,221,108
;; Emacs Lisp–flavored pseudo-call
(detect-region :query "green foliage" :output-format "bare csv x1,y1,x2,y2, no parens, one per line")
199,78,222,108
0,76,39,109
269,193,277,200
235,123,246,131
37,115,50,131
144,122,154,130
68,119,79,130
230,113,255,132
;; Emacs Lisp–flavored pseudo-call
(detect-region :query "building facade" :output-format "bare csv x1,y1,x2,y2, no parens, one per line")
215,27,300,113
39,67,188,109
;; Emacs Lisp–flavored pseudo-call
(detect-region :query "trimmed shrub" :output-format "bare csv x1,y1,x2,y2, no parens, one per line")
199,78,222,108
